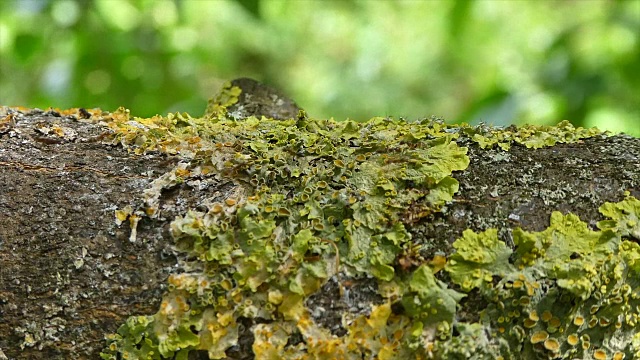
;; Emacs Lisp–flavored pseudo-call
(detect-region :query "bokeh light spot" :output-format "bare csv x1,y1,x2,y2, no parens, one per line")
152,1,178,27
85,70,112,95
42,59,72,96
121,56,145,80
170,27,198,51
96,0,140,32
51,0,79,28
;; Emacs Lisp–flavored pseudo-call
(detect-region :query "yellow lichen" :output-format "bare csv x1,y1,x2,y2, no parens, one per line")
567,334,579,346
531,330,549,344
594,349,608,360
543,338,560,351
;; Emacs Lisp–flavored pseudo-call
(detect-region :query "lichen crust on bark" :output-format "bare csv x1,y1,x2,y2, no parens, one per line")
81,81,640,360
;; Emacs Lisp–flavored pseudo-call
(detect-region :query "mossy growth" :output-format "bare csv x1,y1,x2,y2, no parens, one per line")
98,81,632,359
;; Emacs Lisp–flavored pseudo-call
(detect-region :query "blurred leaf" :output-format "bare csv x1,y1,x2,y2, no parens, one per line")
448,0,472,41
13,33,42,63
234,0,261,19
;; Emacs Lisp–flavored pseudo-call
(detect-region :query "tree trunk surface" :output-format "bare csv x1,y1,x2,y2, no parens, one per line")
1,85,639,359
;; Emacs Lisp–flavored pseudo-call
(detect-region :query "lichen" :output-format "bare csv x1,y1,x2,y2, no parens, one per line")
597,193,640,241
446,204,640,359
98,81,627,360
457,121,605,151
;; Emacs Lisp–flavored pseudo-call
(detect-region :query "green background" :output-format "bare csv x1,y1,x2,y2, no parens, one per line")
1,0,638,135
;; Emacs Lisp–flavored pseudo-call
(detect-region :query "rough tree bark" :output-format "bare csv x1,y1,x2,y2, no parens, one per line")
0,80,638,360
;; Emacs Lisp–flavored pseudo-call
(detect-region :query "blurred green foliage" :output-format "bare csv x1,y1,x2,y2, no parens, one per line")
0,0,638,135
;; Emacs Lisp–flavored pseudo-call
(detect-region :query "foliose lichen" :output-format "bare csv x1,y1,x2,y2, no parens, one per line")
446,194,640,359
98,81,636,360
456,121,605,151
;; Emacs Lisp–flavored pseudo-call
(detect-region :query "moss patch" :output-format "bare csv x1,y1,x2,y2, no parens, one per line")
98,82,637,359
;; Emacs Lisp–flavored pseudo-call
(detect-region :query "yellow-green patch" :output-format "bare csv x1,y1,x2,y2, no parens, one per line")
100,82,635,360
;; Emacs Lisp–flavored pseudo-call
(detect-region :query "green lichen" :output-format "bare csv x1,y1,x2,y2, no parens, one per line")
400,264,466,328
446,208,640,359
457,120,605,151
99,81,622,360
446,228,514,292
204,81,242,118
598,193,640,241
